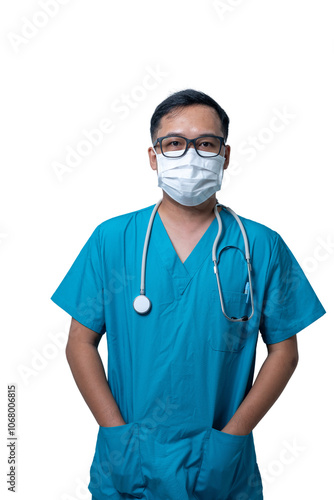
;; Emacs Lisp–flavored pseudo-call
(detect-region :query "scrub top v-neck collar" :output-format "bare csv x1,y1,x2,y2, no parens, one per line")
150,208,220,296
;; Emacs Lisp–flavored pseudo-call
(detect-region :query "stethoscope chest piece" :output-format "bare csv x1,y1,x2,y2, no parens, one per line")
133,294,152,315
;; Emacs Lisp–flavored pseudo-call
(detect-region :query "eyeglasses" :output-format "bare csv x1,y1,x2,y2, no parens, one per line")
153,135,225,158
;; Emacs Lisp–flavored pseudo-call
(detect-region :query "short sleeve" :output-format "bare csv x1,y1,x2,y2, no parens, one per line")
50,225,106,335
260,232,326,344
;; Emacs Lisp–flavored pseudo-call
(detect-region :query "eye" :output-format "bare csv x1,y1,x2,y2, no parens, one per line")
199,141,213,148
161,137,186,152
196,136,221,155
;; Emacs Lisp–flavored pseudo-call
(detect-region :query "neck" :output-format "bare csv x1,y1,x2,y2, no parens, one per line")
158,193,222,229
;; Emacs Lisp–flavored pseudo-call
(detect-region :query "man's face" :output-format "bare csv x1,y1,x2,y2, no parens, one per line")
148,104,230,172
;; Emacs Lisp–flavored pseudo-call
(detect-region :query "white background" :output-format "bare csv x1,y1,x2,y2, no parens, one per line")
1,1,333,499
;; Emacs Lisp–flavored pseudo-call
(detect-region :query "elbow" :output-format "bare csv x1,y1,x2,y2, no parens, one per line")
291,355,299,371
65,342,71,364
291,341,299,369
288,350,299,373
65,336,98,365
65,338,76,365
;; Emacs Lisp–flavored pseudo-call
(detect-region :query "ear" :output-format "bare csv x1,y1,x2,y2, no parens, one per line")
223,145,231,170
148,146,158,171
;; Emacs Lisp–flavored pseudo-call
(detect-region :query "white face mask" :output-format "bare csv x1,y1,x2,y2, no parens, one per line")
154,147,225,206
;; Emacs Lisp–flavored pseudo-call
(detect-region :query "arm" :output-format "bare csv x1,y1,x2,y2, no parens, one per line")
65,317,126,427
221,335,299,435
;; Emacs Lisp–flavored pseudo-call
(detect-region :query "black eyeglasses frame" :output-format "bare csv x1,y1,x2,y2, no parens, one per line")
153,134,225,158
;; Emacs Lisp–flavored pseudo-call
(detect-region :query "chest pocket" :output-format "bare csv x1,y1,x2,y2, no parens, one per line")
208,290,252,352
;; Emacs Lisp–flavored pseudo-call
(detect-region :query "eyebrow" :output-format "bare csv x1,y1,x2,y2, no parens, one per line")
161,132,220,138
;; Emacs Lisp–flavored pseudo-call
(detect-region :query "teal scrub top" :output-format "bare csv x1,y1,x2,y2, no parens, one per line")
50,203,326,500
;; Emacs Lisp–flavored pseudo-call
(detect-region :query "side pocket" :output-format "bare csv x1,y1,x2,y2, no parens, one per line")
193,428,249,500
88,422,146,499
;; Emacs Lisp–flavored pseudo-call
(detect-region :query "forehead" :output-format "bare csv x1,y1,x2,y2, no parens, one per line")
157,104,223,137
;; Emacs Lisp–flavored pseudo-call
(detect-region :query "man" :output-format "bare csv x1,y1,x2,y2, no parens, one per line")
51,89,326,499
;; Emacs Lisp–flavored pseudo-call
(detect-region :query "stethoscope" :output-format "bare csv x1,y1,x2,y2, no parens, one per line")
133,199,254,321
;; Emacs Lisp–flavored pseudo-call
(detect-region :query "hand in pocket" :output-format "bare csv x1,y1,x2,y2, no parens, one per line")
193,428,249,500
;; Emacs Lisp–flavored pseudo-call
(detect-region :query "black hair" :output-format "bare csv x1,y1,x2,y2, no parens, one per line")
150,89,229,142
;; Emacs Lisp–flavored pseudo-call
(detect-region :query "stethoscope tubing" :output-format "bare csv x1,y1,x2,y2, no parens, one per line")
213,204,254,322
139,198,162,295
134,199,254,320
